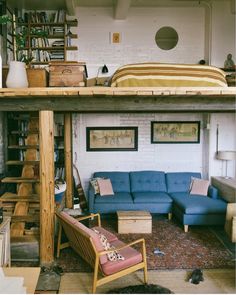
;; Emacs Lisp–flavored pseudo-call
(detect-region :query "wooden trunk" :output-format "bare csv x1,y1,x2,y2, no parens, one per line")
49,62,86,87
117,211,152,234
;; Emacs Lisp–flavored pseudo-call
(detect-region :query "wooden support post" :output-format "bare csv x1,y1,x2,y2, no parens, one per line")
64,113,73,209
39,110,55,265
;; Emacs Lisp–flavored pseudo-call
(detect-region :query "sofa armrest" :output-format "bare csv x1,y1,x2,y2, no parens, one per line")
208,185,219,199
88,185,96,213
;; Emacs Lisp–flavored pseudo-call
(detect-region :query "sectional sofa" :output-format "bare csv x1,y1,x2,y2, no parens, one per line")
88,171,227,232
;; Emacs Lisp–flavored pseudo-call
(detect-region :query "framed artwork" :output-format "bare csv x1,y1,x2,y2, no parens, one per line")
86,127,138,151
151,121,200,144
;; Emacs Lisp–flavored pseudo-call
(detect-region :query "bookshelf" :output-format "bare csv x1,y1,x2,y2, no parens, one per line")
16,10,78,66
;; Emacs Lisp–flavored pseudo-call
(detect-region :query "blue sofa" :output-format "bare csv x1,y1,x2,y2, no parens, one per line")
88,171,227,232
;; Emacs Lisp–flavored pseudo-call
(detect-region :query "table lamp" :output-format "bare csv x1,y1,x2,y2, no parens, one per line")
217,150,236,178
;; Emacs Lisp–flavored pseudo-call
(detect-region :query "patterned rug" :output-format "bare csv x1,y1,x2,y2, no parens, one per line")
55,215,235,272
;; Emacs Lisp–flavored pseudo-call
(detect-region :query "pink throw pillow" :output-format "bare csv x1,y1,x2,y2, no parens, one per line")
97,178,114,196
190,178,209,196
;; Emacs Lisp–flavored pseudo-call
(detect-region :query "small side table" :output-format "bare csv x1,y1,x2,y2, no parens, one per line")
211,177,236,242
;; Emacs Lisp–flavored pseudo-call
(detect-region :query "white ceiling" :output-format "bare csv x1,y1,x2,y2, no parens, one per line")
6,0,230,16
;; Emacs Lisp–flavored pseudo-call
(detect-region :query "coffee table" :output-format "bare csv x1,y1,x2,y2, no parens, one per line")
117,210,152,234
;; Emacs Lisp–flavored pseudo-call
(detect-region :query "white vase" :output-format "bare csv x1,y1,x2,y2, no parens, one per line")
6,61,28,88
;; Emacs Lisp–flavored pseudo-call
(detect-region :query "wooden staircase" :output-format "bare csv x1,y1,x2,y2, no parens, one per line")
0,114,40,242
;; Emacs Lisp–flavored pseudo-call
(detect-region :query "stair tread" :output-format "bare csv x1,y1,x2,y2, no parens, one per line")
6,160,39,165
8,145,39,149
0,192,39,202
1,177,39,183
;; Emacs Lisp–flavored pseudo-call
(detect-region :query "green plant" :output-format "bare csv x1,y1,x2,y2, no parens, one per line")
0,14,47,64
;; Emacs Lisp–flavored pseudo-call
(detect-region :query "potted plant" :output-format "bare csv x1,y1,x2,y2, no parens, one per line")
0,14,47,87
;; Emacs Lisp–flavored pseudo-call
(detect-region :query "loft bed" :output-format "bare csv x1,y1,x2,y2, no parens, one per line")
0,62,235,112
110,63,228,87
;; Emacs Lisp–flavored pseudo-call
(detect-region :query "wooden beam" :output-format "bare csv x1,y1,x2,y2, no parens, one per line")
114,0,131,19
65,0,76,15
39,110,55,265
64,113,73,209
0,87,235,112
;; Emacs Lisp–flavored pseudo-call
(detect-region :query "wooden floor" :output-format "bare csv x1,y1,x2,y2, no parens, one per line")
59,269,236,294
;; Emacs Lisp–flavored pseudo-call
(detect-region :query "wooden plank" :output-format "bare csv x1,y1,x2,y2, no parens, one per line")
1,177,39,183
3,267,40,294
64,113,73,209
11,215,40,222
6,160,39,165
0,192,39,202
39,110,55,265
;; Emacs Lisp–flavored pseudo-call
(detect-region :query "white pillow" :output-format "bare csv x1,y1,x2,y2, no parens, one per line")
97,178,114,196
190,178,210,196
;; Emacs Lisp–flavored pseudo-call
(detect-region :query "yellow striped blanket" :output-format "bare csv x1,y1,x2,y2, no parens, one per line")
110,63,227,87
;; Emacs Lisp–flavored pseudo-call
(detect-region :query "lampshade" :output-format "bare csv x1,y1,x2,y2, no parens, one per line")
217,151,236,160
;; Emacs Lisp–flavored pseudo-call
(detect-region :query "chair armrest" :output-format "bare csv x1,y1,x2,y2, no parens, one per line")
98,238,146,256
208,185,219,199
76,213,101,226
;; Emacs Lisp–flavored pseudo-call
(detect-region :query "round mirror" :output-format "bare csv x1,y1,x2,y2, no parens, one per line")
155,26,178,50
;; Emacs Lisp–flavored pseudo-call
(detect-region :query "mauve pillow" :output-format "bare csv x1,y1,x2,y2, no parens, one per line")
97,178,114,196
190,178,210,196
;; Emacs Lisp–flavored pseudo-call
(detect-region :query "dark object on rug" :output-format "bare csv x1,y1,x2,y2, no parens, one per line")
107,284,173,294
41,264,64,276
188,269,204,284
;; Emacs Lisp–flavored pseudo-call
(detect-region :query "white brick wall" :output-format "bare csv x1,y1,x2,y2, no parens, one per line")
76,6,206,77
73,112,236,192
73,1,235,77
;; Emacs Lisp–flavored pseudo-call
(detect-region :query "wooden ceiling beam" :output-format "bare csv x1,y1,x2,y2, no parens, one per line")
65,0,76,15
114,0,131,19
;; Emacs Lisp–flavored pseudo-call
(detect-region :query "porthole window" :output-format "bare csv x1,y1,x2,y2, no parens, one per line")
155,26,178,50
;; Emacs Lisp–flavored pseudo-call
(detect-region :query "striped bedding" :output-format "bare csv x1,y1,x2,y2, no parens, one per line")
110,63,227,87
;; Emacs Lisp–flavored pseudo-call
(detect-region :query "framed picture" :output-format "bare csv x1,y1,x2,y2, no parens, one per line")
151,121,200,144
86,127,138,151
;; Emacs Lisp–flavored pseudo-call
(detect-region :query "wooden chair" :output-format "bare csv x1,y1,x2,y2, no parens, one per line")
56,211,148,293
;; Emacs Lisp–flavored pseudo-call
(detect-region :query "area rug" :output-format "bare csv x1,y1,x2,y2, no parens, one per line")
58,269,236,294
55,216,235,272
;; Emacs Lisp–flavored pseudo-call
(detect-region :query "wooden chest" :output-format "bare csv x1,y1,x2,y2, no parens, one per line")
49,61,87,87
117,211,152,234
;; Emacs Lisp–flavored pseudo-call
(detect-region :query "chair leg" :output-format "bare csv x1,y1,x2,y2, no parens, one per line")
92,257,99,293
143,263,148,284
184,225,189,232
142,240,148,284
56,224,62,258
168,213,172,220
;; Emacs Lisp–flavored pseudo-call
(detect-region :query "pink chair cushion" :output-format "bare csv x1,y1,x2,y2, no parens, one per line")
101,240,142,276
59,211,78,225
74,221,108,264
92,226,118,243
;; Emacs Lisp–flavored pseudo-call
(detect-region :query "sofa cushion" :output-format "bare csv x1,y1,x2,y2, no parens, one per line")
101,240,142,276
97,178,114,196
59,211,78,225
73,220,108,264
93,172,130,193
92,226,118,243
170,193,227,214
132,192,172,203
130,171,167,193
166,172,201,193
95,192,133,203
190,178,210,196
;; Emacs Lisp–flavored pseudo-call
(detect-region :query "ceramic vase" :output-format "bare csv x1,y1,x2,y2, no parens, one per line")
6,61,28,88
